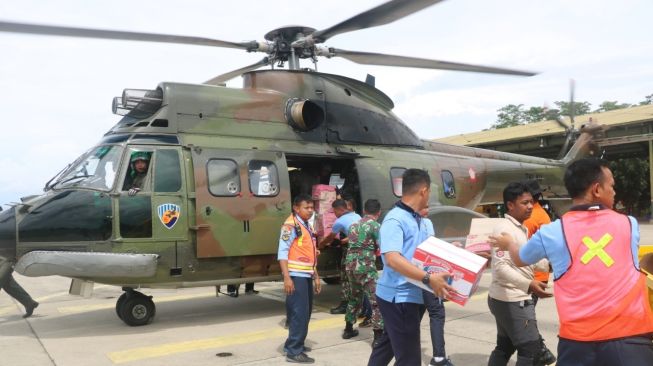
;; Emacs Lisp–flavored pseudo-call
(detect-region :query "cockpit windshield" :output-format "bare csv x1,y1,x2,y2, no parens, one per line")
52,145,124,191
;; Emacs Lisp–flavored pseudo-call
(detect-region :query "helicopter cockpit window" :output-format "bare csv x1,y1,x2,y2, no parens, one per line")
207,159,240,197
123,151,152,193
248,160,279,197
441,170,456,199
390,167,406,197
53,145,123,191
154,149,181,193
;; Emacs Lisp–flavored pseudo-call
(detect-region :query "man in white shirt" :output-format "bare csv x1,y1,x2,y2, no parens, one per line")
488,182,552,366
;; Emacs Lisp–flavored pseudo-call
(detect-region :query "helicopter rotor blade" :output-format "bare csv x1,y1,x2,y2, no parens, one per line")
557,79,578,159
299,0,443,46
204,57,271,85
557,132,575,160
0,20,258,50
569,79,576,129
329,48,537,76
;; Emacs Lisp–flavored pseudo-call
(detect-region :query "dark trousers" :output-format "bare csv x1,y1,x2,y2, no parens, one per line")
422,290,446,358
284,276,313,357
363,294,372,318
368,297,423,366
226,282,255,294
557,335,653,366
1,270,35,309
487,297,541,366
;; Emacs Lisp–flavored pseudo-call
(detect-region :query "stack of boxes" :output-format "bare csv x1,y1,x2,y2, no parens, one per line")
312,184,337,241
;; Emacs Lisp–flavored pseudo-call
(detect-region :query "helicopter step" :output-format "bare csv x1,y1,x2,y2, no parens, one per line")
116,287,156,326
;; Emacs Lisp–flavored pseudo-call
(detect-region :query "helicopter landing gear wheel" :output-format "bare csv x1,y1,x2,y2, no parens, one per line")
115,293,128,320
117,291,156,326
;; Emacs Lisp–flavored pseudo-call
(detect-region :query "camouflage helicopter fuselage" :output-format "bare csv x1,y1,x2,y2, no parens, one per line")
1,70,591,293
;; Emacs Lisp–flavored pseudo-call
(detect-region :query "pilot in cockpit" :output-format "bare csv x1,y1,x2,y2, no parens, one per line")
123,152,151,196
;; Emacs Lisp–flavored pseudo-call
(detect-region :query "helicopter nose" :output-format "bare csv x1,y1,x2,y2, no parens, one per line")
0,206,17,261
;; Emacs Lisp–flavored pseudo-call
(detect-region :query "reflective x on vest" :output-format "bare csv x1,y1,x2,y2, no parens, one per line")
580,234,615,267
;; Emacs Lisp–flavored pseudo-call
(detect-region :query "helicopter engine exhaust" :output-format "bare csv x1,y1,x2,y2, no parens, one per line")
284,98,324,131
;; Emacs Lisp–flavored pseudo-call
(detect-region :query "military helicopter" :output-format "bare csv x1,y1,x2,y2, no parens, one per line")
0,0,598,326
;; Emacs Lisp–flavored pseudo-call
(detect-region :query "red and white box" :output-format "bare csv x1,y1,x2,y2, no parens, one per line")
409,236,488,306
465,218,510,254
311,184,336,200
312,184,337,214
315,210,337,238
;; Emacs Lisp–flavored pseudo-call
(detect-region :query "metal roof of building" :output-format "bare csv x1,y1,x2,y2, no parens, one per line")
435,104,653,146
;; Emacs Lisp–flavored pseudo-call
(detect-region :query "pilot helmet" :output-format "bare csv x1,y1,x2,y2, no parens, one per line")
130,151,150,163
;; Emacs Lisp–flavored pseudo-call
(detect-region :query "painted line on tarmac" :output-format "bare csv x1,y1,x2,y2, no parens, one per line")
0,305,16,316
106,316,342,364
58,291,216,314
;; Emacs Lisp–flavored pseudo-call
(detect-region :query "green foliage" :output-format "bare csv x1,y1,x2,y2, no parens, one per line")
523,106,559,123
610,158,651,217
492,104,526,129
594,101,632,113
554,101,591,116
492,93,651,130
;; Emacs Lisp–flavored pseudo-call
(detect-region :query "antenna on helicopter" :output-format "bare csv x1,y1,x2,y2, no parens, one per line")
0,0,537,85
365,74,376,87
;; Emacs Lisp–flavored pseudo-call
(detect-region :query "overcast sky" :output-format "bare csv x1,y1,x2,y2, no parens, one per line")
0,0,651,205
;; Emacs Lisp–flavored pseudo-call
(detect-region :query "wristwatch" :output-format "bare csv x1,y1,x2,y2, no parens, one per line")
421,272,431,285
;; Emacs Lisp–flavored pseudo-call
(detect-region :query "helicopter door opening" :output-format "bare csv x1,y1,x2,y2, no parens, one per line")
286,156,362,277
117,147,188,245
191,148,290,259
286,157,361,211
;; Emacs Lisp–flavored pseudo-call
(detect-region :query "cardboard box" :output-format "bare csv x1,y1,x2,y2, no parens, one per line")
315,210,336,237
465,218,510,254
410,236,488,306
311,184,336,200
312,184,337,214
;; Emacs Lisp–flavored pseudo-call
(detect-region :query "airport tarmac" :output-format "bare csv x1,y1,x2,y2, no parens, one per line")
3,224,652,366
1,271,561,366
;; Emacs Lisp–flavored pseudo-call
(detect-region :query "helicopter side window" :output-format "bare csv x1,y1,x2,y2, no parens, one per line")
390,167,406,197
441,170,456,199
123,151,152,193
154,149,181,193
207,159,240,196
248,160,279,197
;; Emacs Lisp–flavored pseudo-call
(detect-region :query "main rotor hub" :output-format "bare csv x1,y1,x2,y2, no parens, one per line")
264,26,316,42
264,26,318,64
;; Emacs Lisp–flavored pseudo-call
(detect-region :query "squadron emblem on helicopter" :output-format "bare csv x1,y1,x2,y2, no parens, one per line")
158,204,181,229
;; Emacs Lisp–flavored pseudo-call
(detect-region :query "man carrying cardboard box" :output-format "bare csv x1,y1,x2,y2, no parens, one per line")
368,169,454,366
490,158,653,366
487,182,553,366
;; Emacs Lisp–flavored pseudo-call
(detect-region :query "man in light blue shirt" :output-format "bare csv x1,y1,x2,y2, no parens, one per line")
368,169,454,366
319,199,362,314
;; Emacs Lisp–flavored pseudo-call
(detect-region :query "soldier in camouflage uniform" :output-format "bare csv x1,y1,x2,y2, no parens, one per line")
342,199,384,346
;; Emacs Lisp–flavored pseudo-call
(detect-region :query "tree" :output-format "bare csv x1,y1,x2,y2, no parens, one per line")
594,101,632,113
610,158,650,217
524,106,549,123
554,101,591,116
492,104,526,129
640,94,653,105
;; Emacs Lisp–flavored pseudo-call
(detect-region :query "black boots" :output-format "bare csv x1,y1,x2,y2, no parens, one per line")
534,338,557,365
342,322,359,339
23,301,38,318
330,301,347,314
372,329,383,348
